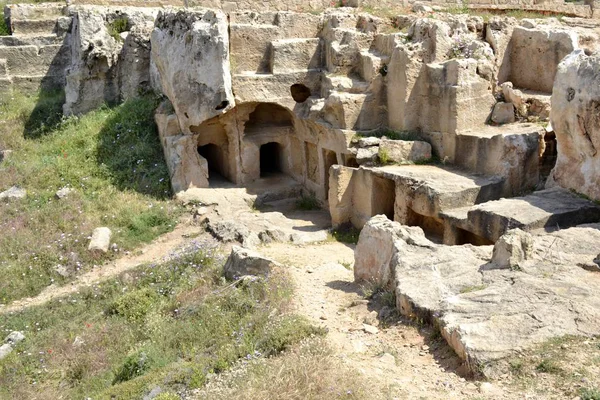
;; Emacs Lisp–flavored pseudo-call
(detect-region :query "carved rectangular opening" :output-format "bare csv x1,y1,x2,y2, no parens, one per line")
371,176,395,221
198,143,230,183
260,142,283,177
454,227,494,246
322,148,338,200
406,208,444,243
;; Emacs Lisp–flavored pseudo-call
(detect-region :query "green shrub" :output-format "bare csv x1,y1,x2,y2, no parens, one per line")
330,226,361,244
107,17,128,41
535,359,561,374
113,350,154,384
154,393,181,400
378,147,390,165
259,315,326,356
110,288,160,322
580,388,600,400
296,193,320,210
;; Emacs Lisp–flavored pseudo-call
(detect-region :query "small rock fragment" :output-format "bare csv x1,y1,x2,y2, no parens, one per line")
0,186,26,201
55,187,74,200
491,102,516,124
5,331,25,345
363,323,379,334
0,343,12,360
223,246,280,280
88,227,112,253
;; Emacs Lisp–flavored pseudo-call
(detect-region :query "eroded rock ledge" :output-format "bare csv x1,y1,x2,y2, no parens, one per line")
355,214,600,377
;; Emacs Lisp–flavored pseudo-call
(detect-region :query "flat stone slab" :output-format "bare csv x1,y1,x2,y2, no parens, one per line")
444,187,600,242
371,165,505,217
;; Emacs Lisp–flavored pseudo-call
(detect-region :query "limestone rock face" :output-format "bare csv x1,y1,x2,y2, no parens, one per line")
151,9,234,135
353,215,432,287
63,9,122,115
119,22,154,101
355,216,600,377
379,139,432,164
503,26,577,93
491,228,533,269
88,227,112,253
63,7,159,115
549,50,600,200
223,246,280,280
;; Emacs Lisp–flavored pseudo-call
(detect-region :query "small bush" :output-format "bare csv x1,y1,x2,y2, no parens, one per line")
110,288,160,322
536,359,561,374
154,393,181,400
296,193,320,210
0,17,9,36
509,359,524,374
580,387,600,400
113,350,154,384
378,147,391,165
259,315,326,356
107,17,128,41
330,226,361,244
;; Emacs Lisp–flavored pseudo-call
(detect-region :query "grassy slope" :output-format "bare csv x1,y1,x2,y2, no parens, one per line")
0,243,329,399
0,90,181,304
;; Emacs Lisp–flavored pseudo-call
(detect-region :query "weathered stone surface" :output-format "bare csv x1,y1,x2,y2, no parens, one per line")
490,102,515,124
88,227,112,253
412,3,433,13
119,21,153,100
490,228,533,269
379,139,432,164
355,146,378,165
0,344,12,360
357,136,380,147
501,26,578,93
5,331,25,345
223,245,280,279
151,9,234,135
355,215,600,377
0,149,12,163
55,187,74,199
501,81,551,121
444,187,600,243
354,214,432,287
548,50,600,201
0,186,26,201
63,9,122,115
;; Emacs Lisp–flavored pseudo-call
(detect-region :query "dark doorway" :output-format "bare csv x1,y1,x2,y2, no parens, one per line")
371,176,396,221
260,142,282,177
198,143,227,181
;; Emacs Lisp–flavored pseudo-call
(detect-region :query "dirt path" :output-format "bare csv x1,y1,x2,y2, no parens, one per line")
261,242,521,400
0,221,202,315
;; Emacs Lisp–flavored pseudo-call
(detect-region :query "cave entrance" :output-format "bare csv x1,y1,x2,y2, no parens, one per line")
198,143,228,183
260,142,283,177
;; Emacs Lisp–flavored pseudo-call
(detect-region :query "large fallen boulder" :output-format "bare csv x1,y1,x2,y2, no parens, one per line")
223,246,281,280
548,50,600,201
354,215,600,377
151,9,234,135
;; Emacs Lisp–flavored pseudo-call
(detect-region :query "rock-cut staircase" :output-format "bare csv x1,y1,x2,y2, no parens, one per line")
0,3,71,93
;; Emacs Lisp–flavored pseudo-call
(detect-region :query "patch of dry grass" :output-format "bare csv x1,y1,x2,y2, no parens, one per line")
197,337,371,400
